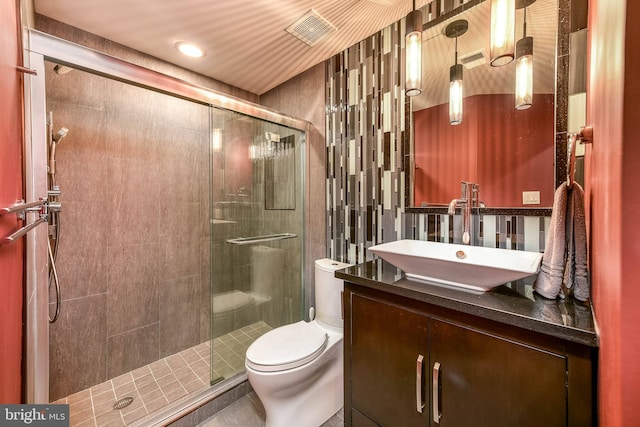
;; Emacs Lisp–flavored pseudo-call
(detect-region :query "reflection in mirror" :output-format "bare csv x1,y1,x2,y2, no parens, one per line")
265,134,296,210
568,28,587,187
411,0,557,208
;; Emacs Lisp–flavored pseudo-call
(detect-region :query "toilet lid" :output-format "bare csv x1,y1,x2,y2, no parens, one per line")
245,321,328,372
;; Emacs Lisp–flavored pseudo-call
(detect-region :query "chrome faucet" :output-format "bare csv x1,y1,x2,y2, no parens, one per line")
447,181,480,245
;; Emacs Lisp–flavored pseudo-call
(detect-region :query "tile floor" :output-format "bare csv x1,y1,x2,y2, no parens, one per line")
197,391,344,427
53,321,271,426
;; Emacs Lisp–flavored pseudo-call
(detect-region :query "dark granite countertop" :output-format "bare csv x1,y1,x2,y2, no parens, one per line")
336,259,598,347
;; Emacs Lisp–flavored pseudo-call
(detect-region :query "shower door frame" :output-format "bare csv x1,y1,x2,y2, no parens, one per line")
24,28,309,412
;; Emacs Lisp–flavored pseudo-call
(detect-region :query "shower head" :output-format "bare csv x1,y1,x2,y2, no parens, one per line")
53,127,69,143
53,64,74,75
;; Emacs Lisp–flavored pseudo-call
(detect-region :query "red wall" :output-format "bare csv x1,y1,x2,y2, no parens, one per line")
414,94,554,207
587,0,640,425
414,97,478,205
0,0,24,404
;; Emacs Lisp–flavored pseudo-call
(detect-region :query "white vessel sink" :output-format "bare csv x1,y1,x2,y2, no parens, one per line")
368,240,543,292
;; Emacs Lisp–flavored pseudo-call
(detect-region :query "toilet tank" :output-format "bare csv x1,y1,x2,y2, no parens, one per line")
314,258,352,328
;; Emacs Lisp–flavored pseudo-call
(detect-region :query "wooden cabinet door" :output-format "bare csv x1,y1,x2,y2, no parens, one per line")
350,293,429,427
430,318,567,427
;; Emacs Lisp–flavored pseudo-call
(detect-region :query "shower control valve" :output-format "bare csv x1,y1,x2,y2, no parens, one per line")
47,201,62,213
47,186,62,213
48,187,61,198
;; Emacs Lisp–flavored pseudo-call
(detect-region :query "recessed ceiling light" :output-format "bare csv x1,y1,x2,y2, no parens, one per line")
175,41,204,58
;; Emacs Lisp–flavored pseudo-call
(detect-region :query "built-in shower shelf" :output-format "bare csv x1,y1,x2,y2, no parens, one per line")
211,219,237,225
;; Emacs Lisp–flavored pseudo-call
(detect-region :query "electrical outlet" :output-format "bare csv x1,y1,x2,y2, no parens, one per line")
522,191,540,205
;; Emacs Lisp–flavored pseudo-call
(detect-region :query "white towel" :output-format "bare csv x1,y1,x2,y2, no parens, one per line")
534,182,590,301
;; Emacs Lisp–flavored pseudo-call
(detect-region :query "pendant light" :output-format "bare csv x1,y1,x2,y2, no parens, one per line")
405,0,423,97
445,20,468,125
490,0,515,67
515,0,535,109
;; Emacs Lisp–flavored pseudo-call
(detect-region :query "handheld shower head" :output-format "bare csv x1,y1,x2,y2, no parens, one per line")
53,127,69,143
49,127,69,178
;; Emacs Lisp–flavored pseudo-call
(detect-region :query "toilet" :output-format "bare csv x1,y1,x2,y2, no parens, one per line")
245,258,351,427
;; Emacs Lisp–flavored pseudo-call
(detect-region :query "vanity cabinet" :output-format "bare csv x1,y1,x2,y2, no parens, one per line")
430,318,567,427
350,293,429,427
344,282,596,427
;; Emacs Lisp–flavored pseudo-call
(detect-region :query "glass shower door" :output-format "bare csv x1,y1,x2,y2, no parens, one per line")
209,109,306,383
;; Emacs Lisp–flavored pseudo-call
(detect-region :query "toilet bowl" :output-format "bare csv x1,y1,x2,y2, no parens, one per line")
245,258,351,427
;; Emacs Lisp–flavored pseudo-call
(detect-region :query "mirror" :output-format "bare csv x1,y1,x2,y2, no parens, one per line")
410,0,558,208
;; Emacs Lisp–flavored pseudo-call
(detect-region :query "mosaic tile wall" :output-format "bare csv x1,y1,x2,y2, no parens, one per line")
325,2,557,265
326,21,407,264
403,214,551,252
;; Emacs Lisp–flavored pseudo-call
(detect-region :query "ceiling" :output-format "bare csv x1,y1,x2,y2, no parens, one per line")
33,0,418,95
33,0,558,101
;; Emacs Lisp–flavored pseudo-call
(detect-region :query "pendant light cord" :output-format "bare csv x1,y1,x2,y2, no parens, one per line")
455,36,458,64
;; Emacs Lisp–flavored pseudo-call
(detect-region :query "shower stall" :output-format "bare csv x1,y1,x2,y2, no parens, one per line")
25,30,307,425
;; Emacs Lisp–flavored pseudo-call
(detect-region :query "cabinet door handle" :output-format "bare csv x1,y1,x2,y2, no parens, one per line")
416,354,425,413
433,361,441,424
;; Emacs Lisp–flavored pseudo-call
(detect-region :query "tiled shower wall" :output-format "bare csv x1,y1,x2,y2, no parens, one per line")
325,4,556,265
38,14,316,402
45,62,212,402
260,64,328,314
36,15,258,402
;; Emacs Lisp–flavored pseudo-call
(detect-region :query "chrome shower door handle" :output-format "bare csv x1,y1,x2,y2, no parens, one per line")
433,361,441,424
416,354,425,413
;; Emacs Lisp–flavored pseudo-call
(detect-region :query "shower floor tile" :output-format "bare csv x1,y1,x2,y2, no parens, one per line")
53,321,271,426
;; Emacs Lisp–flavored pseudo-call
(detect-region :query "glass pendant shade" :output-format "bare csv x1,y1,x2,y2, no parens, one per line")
490,0,515,66
515,36,533,109
449,64,463,125
405,9,423,97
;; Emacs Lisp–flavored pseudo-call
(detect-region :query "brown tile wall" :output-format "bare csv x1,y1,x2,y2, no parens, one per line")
46,62,212,400
38,14,313,401
260,64,327,316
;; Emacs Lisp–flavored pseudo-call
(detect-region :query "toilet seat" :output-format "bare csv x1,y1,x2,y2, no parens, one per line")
246,321,328,372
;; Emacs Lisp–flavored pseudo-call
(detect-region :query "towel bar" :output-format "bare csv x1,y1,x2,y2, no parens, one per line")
226,233,297,245
1,216,47,245
567,125,593,187
0,199,45,217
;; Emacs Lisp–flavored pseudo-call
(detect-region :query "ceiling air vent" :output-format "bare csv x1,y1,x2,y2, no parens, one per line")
460,50,488,69
286,10,337,46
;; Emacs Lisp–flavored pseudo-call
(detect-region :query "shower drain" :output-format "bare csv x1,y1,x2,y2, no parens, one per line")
112,396,135,410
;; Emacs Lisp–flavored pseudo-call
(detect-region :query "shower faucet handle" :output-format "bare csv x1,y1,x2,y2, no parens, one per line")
47,201,62,213
47,186,62,213
48,188,61,198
